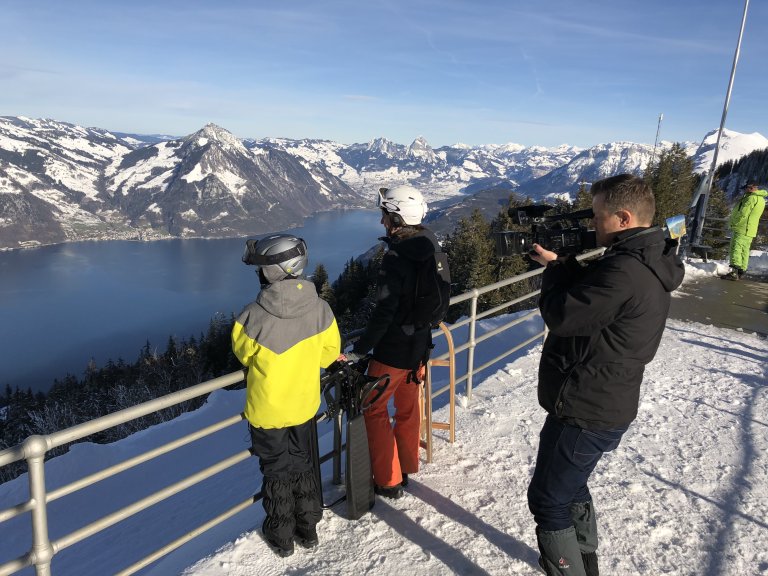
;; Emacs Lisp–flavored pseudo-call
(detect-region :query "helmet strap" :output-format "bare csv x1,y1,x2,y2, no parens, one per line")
389,213,405,228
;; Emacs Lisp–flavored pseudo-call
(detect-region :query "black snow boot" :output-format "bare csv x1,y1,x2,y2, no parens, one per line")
295,525,319,549
374,484,403,499
581,552,599,576
536,526,587,576
262,520,294,557
292,470,321,539
262,476,295,557
721,268,740,281
570,501,599,575
569,501,598,552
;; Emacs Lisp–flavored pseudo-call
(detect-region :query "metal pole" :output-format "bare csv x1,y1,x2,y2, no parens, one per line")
332,412,342,485
25,436,54,576
691,0,750,247
649,113,663,170
465,292,479,402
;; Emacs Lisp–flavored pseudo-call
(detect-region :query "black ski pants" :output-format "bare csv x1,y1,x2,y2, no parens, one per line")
249,419,321,546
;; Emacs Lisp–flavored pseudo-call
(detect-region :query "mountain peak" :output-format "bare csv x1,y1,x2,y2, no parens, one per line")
407,136,436,162
190,123,247,153
366,137,397,156
693,128,768,173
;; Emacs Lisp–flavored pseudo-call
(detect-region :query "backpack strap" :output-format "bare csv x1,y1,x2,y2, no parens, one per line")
406,330,434,384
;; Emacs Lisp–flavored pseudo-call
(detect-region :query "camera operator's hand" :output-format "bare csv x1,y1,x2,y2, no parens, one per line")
529,243,558,267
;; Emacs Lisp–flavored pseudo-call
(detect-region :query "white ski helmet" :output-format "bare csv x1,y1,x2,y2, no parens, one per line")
242,234,308,283
378,185,428,226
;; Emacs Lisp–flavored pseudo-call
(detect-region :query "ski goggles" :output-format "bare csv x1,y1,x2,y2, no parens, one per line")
242,237,306,266
377,187,399,214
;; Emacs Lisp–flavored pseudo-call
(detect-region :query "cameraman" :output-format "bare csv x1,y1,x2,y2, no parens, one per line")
526,174,684,576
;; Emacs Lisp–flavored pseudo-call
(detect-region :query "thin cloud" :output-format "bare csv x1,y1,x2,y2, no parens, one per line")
0,63,59,78
343,95,377,102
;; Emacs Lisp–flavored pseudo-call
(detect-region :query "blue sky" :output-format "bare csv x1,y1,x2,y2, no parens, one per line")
2,0,766,148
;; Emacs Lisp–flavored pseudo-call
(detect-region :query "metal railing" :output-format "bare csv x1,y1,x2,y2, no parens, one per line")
686,208,767,262
0,249,603,576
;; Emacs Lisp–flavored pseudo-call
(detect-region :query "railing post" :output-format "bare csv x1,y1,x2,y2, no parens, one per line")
332,412,342,485
24,435,54,576
465,290,479,403
423,369,433,463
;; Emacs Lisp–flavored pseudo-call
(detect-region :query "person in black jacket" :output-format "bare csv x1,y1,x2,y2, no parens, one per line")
346,185,439,499
526,174,685,576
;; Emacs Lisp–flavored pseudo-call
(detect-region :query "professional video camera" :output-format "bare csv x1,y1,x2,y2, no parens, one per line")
494,204,597,257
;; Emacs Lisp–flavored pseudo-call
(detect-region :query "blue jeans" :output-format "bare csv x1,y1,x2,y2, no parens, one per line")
527,414,626,532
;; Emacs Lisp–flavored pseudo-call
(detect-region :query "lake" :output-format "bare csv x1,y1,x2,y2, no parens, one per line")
0,209,383,393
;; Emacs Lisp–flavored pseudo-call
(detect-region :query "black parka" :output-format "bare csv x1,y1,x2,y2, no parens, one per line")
537,227,685,430
352,226,439,370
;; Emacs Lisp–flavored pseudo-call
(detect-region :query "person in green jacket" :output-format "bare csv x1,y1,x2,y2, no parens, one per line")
233,234,341,557
722,181,767,280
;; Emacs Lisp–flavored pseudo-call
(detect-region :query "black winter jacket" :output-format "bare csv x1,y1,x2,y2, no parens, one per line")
352,226,439,370
537,227,685,430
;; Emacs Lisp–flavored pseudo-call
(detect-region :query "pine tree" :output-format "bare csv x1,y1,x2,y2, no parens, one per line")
702,183,731,259
310,264,329,294
164,335,178,362
550,196,573,214
444,210,496,318
645,143,696,226
574,181,592,211
331,257,371,322
318,281,336,308
1,384,11,407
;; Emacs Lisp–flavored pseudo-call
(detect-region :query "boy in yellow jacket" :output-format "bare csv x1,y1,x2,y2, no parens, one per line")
232,234,341,557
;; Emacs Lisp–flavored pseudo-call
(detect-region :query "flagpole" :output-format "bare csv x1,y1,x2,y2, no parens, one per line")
649,113,663,170
690,0,750,250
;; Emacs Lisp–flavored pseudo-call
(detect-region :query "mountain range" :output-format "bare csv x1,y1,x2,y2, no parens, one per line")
1,116,766,250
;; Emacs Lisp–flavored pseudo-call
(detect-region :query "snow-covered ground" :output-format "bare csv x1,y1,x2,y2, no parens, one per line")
1,253,766,576
683,249,768,283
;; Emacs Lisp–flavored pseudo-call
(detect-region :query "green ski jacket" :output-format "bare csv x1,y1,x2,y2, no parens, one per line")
729,188,766,237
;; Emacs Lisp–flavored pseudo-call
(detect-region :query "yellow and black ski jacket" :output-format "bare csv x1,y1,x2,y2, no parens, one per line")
232,278,340,429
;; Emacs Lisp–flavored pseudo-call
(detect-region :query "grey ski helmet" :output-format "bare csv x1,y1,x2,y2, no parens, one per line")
242,234,308,283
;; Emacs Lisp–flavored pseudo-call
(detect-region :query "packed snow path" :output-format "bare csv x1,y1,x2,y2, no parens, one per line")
183,317,767,576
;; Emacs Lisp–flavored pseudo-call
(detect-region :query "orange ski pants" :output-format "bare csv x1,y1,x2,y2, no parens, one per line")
364,360,424,488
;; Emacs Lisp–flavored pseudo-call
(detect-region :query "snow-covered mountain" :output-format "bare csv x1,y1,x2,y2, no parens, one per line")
515,141,670,199
1,116,766,251
0,118,359,249
691,128,768,174
517,128,767,200
0,116,141,248
259,136,582,202
103,123,358,238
